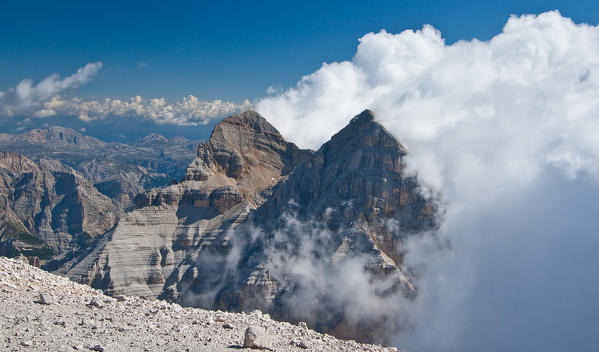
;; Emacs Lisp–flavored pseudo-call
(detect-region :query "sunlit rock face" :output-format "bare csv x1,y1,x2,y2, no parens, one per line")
61,111,311,296
61,110,438,344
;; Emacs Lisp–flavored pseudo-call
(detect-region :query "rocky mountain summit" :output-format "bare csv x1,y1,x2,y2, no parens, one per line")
58,111,312,296
55,110,437,344
0,126,107,151
0,256,401,351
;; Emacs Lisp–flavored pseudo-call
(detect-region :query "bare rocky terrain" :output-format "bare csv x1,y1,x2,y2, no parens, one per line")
0,256,401,352
0,126,200,209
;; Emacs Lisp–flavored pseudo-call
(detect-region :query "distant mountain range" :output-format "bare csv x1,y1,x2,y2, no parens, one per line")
0,110,439,344
0,125,201,209
0,114,217,143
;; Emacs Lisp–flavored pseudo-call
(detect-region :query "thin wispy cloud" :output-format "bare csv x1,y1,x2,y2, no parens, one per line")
0,62,103,117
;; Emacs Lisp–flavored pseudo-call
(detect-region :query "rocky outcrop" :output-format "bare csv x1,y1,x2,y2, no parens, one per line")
60,110,438,343
0,152,118,262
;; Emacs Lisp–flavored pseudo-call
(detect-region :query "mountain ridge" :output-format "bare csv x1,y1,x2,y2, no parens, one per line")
50,109,437,344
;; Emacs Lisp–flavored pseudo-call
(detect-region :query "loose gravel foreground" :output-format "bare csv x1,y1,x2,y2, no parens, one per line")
0,257,402,352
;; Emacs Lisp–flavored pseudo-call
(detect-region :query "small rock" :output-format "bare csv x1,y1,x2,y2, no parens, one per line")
113,294,127,302
88,297,104,308
297,340,309,349
91,345,105,351
298,321,308,330
21,340,33,347
72,345,83,350
243,326,273,350
81,318,96,328
28,256,41,268
222,322,234,329
37,292,52,305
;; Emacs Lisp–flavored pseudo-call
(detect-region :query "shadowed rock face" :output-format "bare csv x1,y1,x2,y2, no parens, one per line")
60,110,438,344
207,110,438,342
0,152,118,262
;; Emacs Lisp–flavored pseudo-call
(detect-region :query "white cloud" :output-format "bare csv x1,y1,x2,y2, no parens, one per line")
1,62,252,125
256,11,599,351
0,62,103,117
42,95,253,125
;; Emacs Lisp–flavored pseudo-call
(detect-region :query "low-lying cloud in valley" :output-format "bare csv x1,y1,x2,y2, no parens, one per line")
256,11,599,352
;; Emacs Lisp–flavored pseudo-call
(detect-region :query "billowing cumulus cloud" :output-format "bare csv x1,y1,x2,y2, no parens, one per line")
257,11,599,352
0,63,252,125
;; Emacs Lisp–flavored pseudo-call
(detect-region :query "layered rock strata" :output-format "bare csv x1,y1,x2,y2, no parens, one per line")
60,110,438,343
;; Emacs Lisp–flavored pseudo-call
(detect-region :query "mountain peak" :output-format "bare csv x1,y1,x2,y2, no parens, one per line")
187,110,311,186
323,109,407,155
211,110,282,142
0,152,39,173
134,133,168,146
351,109,375,124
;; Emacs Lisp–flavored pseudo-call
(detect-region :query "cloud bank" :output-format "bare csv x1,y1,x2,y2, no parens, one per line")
0,63,252,125
256,11,599,352
40,95,252,126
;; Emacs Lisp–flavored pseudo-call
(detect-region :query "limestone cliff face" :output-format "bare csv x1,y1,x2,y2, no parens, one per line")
62,111,311,298
61,110,438,343
0,152,118,261
184,110,312,193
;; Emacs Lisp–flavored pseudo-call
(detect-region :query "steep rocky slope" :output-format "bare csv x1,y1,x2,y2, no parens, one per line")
0,256,401,352
59,110,438,343
210,110,437,341
59,111,311,297
0,152,118,262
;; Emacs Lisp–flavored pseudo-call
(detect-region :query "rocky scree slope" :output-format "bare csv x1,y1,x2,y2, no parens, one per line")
58,110,438,344
0,256,401,352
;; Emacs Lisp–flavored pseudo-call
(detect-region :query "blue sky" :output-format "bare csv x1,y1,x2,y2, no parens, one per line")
2,0,599,102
